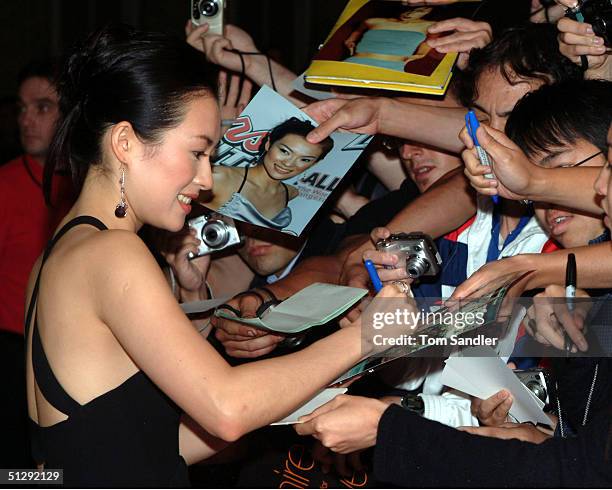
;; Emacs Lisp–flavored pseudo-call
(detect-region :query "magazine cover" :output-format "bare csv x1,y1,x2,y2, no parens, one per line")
205,85,371,236
305,0,482,95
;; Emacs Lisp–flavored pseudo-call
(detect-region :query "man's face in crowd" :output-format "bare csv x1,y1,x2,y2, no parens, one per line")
398,142,462,193
17,76,60,163
594,124,612,231
472,67,544,131
533,138,607,248
238,236,300,277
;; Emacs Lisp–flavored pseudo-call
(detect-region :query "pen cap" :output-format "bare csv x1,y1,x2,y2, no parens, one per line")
466,110,480,146
566,253,577,286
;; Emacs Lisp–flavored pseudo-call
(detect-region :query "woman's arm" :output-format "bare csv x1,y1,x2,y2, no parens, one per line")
95,231,378,442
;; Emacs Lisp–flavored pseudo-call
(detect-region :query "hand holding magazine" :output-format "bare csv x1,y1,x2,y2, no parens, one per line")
305,0,483,95
214,283,368,334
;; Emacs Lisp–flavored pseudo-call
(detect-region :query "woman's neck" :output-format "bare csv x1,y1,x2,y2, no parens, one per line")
71,169,143,232
248,163,283,190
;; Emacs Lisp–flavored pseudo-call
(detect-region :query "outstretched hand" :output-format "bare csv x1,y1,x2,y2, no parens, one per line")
304,97,385,144
295,395,389,454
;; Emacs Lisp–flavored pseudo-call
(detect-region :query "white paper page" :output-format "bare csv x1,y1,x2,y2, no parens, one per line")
180,297,231,315
442,347,551,426
440,364,483,398
271,388,347,425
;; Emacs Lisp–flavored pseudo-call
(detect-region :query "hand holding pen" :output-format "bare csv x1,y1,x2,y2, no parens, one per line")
527,283,590,353
459,119,541,203
465,110,498,204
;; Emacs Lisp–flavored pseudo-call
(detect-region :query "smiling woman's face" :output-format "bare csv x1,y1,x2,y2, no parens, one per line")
262,133,325,180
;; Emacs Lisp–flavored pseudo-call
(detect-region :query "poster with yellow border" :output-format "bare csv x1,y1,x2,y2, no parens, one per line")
305,0,482,96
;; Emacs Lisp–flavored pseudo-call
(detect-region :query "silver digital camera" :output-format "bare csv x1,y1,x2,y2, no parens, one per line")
376,232,442,279
191,0,225,34
188,212,242,259
514,368,555,409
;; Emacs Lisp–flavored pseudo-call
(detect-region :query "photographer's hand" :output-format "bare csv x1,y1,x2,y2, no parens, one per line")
363,227,416,283
557,17,611,80
159,226,211,302
218,69,252,127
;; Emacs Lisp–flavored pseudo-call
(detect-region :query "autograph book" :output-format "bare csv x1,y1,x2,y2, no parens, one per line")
305,0,483,95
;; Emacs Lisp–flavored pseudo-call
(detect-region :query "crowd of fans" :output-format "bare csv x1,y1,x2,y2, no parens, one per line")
1,0,612,486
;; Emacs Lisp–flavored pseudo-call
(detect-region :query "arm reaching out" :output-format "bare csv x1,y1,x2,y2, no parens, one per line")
305,97,467,153
460,123,602,214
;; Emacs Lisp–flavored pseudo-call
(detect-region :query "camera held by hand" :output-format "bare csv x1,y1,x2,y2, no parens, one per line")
566,0,612,47
188,212,242,259
191,0,225,35
376,232,442,280
514,368,557,411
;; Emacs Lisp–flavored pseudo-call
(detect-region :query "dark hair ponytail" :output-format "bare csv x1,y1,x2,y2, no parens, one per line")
44,24,218,204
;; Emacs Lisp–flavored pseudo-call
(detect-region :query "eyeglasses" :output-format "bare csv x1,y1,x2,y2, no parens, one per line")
561,151,604,168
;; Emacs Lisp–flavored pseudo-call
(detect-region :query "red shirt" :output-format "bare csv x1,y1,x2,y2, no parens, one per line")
0,155,74,335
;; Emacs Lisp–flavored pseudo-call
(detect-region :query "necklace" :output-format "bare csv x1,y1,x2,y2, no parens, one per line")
556,363,599,438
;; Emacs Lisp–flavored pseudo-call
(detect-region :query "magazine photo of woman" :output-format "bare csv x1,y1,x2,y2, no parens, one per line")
205,117,334,230
343,7,436,72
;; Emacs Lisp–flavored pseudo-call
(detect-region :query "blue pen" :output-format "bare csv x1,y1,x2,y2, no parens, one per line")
466,110,499,205
364,259,383,293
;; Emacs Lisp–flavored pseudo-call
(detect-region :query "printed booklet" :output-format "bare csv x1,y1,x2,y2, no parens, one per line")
204,85,371,236
305,0,483,95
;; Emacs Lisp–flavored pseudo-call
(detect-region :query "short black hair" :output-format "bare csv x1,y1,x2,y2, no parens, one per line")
455,23,583,108
17,58,61,87
506,79,612,157
259,117,334,162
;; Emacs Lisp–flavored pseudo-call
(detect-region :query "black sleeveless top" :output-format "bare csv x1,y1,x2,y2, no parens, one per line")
26,216,189,487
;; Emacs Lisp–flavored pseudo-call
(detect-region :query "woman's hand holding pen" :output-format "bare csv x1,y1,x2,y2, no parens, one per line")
460,123,545,201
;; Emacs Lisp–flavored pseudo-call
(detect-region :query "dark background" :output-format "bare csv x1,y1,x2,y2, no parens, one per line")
0,0,530,163
0,0,350,97
0,0,531,97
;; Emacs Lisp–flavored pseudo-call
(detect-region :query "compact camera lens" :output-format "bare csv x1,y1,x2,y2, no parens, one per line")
526,381,547,403
200,0,219,17
406,255,430,279
202,221,229,248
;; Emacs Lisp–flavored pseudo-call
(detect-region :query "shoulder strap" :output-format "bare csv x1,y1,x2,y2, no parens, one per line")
282,182,289,207
25,216,108,416
236,166,250,194
24,216,107,339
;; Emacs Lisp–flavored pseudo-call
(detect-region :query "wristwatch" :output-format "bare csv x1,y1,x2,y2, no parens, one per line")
400,393,425,416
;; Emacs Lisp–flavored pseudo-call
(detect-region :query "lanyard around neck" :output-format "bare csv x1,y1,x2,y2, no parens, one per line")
486,204,534,263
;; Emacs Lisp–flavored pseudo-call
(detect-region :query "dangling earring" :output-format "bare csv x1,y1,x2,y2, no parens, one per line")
115,167,128,218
